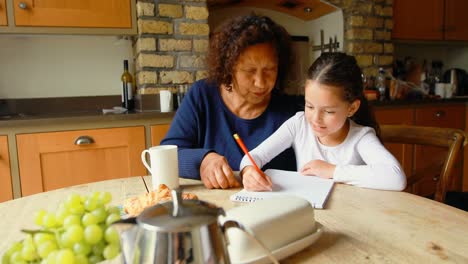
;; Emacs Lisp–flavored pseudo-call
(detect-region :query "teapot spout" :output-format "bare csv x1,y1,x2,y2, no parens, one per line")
111,217,137,264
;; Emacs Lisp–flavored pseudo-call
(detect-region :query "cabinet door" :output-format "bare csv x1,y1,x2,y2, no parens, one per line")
17,126,146,196
375,108,414,188
0,136,13,202
13,0,132,28
150,124,171,146
392,0,444,40
445,0,468,41
0,0,7,26
465,106,468,192
414,105,464,196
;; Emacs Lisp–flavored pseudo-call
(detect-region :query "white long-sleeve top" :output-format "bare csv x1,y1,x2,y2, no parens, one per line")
240,112,407,191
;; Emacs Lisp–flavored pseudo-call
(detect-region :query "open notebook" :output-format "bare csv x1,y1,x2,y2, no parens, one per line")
230,169,334,209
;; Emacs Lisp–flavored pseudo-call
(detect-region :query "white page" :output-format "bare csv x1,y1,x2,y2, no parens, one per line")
230,169,334,209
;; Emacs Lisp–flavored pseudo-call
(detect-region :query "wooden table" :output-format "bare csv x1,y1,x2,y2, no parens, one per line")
1,176,468,263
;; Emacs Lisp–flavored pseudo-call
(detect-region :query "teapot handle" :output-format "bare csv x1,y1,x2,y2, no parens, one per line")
222,220,279,264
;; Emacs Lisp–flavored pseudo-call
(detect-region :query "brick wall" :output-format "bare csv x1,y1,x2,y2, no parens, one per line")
135,0,209,95
134,0,393,95
328,0,394,77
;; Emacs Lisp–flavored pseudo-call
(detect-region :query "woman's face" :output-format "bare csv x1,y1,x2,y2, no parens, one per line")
304,80,360,144
232,43,278,104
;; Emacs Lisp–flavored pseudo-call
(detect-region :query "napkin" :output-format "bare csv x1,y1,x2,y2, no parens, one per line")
102,106,128,114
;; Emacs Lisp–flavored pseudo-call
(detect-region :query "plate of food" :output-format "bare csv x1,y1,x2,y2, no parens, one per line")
121,184,198,217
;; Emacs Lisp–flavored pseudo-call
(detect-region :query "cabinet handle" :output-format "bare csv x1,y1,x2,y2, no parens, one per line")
18,2,27,9
434,110,445,118
74,136,95,145
433,175,439,182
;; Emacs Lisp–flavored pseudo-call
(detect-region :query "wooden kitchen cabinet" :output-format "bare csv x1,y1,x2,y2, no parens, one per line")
0,0,136,34
375,103,465,198
150,124,171,146
374,107,414,126
413,105,465,196
0,0,7,26
444,0,468,41
13,0,131,28
0,136,13,202
393,0,468,41
16,126,146,196
392,0,444,40
465,106,468,191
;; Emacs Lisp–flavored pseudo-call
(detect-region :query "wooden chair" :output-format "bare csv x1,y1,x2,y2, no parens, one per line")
380,125,467,203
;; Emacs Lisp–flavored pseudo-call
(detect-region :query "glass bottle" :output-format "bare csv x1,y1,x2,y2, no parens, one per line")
121,60,134,111
376,68,386,101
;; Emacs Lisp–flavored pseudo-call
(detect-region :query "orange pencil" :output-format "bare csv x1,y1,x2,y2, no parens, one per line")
233,134,272,186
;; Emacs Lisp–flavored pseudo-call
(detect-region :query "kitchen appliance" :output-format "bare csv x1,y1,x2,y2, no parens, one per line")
443,68,468,96
112,188,272,264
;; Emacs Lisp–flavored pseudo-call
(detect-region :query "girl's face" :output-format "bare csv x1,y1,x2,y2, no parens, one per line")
232,43,278,105
304,80,360,145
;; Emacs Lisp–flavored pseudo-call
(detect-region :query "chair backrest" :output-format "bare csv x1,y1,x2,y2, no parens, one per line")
380,125,467,203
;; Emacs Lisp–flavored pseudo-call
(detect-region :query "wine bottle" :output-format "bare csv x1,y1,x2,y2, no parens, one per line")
121,60,134,111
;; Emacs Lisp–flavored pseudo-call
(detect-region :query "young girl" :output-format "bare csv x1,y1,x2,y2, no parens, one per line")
240,53,406,192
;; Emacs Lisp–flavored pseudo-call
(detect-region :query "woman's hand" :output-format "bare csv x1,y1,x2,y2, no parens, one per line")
301,160,336,179
200,152,240,189
241,165,273,191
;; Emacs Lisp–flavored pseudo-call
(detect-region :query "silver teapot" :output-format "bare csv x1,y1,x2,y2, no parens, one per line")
113,188,244,264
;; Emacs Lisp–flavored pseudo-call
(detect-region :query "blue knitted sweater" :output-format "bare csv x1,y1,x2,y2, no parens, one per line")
161,79,303,179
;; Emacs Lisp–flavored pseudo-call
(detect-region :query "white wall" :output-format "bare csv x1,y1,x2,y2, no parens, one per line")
306,10,344,62
0,35,133,99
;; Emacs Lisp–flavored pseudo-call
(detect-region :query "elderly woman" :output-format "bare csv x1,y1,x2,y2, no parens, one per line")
161,15,302,189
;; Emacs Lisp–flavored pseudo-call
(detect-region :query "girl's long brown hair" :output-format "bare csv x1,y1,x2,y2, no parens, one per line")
307,52,380,136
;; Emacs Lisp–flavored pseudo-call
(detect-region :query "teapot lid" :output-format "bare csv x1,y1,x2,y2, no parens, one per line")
136,188,224,232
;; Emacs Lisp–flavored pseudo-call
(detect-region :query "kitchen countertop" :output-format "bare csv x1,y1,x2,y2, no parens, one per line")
370,96,468,107
1,97,467,128
0,110,175,128
0,95,175,128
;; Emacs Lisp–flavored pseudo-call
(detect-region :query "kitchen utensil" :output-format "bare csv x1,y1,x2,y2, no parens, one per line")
445,83,455,98
443,68,468,96
112,188,274,264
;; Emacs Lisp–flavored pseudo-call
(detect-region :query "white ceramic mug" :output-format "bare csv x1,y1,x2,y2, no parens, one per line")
435,83,445,98
160,90,173,112
141,145,179,190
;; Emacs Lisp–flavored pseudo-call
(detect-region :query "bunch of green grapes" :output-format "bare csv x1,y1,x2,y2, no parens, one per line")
2,192,122,264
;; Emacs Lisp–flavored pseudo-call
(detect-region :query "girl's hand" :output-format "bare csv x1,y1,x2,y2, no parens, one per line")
241,165,272,191
200,152,240,189
301,160,336,179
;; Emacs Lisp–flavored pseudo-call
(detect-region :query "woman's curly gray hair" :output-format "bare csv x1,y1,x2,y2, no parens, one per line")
207,14,292,92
